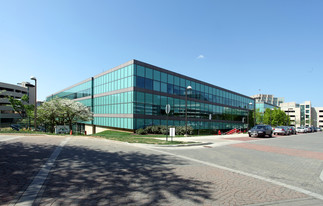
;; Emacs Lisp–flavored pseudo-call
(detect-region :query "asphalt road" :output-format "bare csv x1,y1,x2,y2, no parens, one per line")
1,132,323,205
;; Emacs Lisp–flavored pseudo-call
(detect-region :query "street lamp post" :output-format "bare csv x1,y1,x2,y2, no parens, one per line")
247,110,249,130
30,76,37,130
270,108,274,126
253,103,256,126
249,102,255,127
185,86,192,136
24,82,35,130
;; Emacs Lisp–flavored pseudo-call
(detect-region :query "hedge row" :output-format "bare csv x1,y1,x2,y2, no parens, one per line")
136,125,193,135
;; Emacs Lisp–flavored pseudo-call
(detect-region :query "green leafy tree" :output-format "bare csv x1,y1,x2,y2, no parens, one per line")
248,109,262,128
269,108,290,126
263,108,273,125
255,108,263,124
7,95,34,127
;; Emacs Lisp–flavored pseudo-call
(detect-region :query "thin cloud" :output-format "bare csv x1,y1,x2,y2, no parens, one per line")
197,54,205,59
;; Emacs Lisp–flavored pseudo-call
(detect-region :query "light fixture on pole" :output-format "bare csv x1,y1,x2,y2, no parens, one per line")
30,76,37,130
185,85,192,136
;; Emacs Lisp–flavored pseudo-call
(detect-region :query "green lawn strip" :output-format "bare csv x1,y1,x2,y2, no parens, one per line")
0,130,46,134
92,130,190,145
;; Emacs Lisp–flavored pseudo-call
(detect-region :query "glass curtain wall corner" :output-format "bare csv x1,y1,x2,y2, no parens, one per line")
47,60,254,131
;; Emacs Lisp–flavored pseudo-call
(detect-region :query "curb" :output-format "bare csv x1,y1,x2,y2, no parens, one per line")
156,142,213,147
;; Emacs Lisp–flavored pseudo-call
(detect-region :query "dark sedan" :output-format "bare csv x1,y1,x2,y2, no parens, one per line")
248,125,273,137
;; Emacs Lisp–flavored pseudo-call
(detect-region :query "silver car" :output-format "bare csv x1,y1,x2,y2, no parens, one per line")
273,126,288,135
296,127,306,133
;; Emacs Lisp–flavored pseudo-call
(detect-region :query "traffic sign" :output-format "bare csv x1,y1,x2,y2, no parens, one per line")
165,104,171,114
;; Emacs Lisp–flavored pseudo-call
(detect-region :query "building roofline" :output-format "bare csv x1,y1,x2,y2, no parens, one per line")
256,101,279,108
47,59,254,100
47,77,93,98
133,60,253,100
47,60,135,98
0,82,28,91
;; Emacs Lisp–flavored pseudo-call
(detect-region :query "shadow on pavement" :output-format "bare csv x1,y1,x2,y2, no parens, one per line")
38,145,215,205
0,142,57,204
1,140,215,205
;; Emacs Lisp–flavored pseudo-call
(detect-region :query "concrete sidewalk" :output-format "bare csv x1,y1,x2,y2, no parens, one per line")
155,133,251,147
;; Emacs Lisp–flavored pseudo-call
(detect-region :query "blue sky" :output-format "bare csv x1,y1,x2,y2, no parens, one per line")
1,0,322,106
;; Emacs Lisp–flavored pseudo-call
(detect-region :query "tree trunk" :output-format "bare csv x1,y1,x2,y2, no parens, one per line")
69,121,72,132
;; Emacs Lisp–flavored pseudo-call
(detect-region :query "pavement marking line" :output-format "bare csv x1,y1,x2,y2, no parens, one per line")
0,136,23,142
14,137,71,206
141,146,323,201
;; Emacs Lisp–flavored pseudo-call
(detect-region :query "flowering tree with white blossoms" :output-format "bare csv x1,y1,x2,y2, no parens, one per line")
37,98,93,133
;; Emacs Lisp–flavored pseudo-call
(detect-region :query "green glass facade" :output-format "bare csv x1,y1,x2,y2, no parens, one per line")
47,60,255,132
256,102,278,113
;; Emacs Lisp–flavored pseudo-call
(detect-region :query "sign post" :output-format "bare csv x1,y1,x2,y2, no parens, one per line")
165,104,171,141
242,117,245,133
170,127,175,141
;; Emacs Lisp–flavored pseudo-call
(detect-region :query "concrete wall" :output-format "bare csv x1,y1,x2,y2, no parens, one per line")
85,125,94,135
85,125,109,135
96,126,109,134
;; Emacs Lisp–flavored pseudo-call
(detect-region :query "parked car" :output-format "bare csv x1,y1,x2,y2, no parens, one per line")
273,126,288,135
305,126,312,133
248,125,273,137
284,126,291,135
287,126,296,135
284,126,292,135
10,124,21,131
316,127,322,132
296,127,306,133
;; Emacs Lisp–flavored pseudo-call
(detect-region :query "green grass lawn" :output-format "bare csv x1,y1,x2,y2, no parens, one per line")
0,129,47,134
92,130,188,145
0,128,195,145
0,128,84,136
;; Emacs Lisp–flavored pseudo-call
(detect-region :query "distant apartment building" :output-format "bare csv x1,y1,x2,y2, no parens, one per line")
280,101,322,128
251,94,284,106
312,107,323,128
0,82,36,127
280,102,301,127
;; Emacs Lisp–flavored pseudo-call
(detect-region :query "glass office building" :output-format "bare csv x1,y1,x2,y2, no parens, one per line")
47,60,255,133
256,102,278,113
